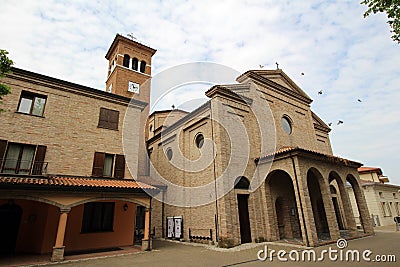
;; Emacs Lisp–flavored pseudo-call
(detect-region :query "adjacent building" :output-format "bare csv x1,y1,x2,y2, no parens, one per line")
348,167,400,227
0,34,157,261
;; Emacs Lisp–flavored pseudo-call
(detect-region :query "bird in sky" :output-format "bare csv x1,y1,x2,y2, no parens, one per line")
328,123,332,126
358,99,362,102
259,65,264,69
337,120,343,125
301,72,305,75
171,104,175,109
318,90,323,95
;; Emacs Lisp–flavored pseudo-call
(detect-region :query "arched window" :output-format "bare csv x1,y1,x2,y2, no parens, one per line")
195,133,204,149
132,58,138,71
281,115,292,134
234,176,250,190
123,54,130,68
166,148,173,161
140,60,146,73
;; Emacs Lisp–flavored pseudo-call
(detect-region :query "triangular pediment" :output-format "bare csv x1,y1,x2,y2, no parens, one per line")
236,69,312,104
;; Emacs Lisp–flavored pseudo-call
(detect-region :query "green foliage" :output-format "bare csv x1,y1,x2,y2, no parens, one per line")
361,0,400,43
0,49,13,112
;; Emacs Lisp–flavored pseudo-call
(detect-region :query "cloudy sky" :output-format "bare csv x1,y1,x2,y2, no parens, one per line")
1,0,399,184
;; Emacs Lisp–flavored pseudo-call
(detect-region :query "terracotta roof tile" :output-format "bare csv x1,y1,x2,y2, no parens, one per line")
0,175,157,191
257,146,362,167
358,167,382,174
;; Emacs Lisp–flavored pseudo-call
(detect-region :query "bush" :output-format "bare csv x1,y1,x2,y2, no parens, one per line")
218,237,237,248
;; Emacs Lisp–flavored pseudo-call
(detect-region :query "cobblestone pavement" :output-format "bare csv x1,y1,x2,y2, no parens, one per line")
51,231,399,267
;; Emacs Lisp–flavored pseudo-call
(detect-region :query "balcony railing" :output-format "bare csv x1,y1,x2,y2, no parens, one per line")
0,158,48,176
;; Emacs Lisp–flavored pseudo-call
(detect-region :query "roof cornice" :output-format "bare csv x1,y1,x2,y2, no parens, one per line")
105,34,157,59
7,67,147,110
205,85,253,105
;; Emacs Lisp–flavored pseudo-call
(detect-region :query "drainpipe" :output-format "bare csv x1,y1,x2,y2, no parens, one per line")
161,189,165,238
148,198,152,251
210,102,219,243
291,155,310,247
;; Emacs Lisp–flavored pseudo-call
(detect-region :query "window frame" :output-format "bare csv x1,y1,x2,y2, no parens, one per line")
81,202,115,233
0,140,47,175
166,148,173,161
281,115,292,135
98,107,119,131
132,58,138,71
123,54,130,68
17,90,47,117
140,60,146,73
92,152,125,178
195,133,204,149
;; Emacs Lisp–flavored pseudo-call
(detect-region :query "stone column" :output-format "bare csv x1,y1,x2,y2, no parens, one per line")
292,157,319,247
352,183,374,234
51,208,70,262
320,178,340,240
337,178,358,234
141,208,152,250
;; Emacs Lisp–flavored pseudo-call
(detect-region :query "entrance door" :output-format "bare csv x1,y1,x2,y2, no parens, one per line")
0,203,22,254
237,194,251,243
275,198,285,239
134,206,145,243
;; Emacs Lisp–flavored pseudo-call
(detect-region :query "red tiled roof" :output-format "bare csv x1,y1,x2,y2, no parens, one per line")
257,146,362,167
358,167,382,174
0,175,157,191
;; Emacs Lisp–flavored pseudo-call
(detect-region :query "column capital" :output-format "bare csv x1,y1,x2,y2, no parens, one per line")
60,207,71,213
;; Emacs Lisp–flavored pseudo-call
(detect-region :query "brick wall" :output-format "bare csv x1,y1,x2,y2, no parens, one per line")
0,70,143,178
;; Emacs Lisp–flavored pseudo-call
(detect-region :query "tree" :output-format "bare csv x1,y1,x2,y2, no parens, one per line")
0,49,13,112
361,0,400,43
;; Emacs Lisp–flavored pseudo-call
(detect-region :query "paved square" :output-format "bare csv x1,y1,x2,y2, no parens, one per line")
52,231,398,267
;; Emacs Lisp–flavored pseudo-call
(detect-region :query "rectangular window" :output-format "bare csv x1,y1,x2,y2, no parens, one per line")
81,202,115,233
17,91,47,116
98,108,119,130
92,152,125,178
0,140,47,175
393,193,398,199
103,154,114,177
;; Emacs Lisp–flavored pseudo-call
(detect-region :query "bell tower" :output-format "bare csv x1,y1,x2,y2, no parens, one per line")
105,34,156,102
105,34,157,176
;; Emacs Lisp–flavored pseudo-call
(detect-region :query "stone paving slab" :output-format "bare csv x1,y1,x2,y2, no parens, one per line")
1,231,399,267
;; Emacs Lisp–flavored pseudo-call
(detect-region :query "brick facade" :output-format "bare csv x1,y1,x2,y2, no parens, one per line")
147,69,374,247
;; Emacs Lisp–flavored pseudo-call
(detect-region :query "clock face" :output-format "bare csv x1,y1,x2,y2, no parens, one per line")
128,81,140,93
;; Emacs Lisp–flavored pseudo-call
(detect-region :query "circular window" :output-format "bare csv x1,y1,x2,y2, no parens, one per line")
166,148,173,161
195,134,204,149
281,116,292,134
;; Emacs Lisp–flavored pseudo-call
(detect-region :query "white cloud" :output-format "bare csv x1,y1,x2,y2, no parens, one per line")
0,0,399,183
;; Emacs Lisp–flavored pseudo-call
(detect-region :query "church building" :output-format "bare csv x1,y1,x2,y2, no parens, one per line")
146,67,374,247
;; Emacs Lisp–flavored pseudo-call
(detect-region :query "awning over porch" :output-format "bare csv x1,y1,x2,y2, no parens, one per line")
0,175,159,193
